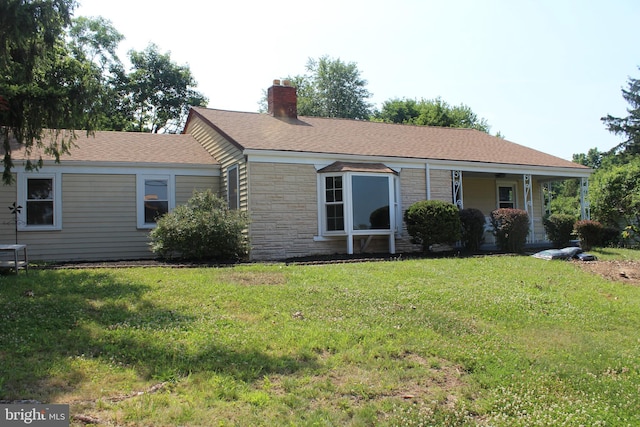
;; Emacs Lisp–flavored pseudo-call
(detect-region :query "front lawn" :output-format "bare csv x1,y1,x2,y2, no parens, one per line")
1,249,639,426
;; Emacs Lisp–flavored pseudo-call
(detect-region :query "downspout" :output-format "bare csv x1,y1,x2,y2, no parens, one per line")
425,163,431,200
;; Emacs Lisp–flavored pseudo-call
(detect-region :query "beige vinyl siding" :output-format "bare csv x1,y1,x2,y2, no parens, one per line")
15,174,148,261
531,180,545,242
186,116,247,210
463,175,547,243
175,175,220,204
461,177,496,215
7,173,220,262
0,176,18,244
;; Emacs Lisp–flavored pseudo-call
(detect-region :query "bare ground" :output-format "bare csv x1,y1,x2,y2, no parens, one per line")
575,259,640,286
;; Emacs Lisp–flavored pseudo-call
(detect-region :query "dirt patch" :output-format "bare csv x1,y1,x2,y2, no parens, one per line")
219,271,287,286
576,260,640,286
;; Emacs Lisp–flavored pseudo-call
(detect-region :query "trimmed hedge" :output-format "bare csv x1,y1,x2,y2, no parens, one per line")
543,213,576,248
574,219,603,251
459,208,486,252
490,208,530,253
404,200,461,252
149,190,249,261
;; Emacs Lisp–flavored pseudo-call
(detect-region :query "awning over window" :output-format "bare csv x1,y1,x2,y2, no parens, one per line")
318,161,398,175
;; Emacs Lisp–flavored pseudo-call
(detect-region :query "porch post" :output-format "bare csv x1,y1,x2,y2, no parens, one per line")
580,177,591,220
452,170,463,209
523,174,534,243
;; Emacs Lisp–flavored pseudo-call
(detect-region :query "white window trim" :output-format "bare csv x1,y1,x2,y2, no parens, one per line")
496,180,518,209
227,164,239,210
17,172,62,231
319,172,398,236
136,174,175,229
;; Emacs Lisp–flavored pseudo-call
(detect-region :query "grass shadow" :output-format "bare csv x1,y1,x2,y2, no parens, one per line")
0,269,314,403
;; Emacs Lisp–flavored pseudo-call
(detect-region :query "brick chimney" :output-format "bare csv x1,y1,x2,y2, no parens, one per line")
267,79,297,119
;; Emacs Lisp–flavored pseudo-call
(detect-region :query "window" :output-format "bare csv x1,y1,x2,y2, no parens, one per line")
325,176,344,231
321,172,396,235
137,174,174,228
498,184,516,209
17,173,61,230
227,165,239,210
352,175,390,230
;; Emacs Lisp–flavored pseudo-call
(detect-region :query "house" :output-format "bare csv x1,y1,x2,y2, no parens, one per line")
183,81,591,260
0,131,219,261
0,81,591,262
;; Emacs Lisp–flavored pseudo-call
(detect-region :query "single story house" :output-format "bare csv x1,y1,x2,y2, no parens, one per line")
0,81,591,262
0,132,219,261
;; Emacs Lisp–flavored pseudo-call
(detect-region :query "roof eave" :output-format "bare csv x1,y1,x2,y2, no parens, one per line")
241,149,592,178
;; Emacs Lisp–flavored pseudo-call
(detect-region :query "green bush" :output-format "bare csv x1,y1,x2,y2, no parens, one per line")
543,213,576,247
404,200,461,252
602,226,621,247
459,208,486,252
490,208,530,253
149,190,249,261
574,219,603,251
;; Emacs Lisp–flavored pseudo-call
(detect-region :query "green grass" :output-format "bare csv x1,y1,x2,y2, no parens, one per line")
1,249,640,426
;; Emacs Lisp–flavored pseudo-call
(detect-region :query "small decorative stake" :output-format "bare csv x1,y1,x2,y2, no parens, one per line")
9,202,22,244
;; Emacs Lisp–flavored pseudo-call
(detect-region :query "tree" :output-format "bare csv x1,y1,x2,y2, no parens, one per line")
601,67,640,157
67,16,123,73
374,97,491,133
590,157,640,244
572,147,604,170
0,0,102,183
286,56,373,120
67,16,131,131
125,44,208,133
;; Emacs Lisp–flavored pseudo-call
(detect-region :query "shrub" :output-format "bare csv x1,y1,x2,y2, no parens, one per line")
574,219,603,251
459,208,486,252
149,190,249,261
543,213,576,247
602,226,621,247
490,208,530,253
404,200,461,252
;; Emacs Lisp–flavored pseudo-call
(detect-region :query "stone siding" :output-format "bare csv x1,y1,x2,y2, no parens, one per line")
248,162,325,260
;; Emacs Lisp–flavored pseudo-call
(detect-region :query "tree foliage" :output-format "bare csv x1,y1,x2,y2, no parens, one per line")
66,16,132,131
601,67,640,158
590,157,640,242
67,15,123,72
0,3,209,183
124,44,208,133
286,56,373,119
572,147,604,170
373,97,491,133
0,0,102,183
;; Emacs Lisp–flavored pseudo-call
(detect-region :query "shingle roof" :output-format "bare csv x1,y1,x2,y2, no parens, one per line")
3,130,218,165
191,107,586,170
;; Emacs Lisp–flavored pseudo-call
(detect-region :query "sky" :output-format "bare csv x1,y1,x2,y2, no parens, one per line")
74,0,640,161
